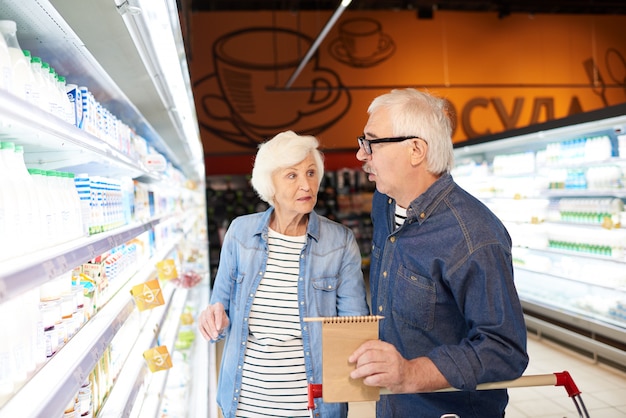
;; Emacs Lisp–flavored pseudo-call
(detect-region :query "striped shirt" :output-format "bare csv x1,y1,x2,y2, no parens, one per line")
236,228,309,417
395,205,407,230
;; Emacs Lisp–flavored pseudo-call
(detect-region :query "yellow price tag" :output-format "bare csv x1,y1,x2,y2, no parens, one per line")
130,279,164,311
156,259,178,281
143,346,172,372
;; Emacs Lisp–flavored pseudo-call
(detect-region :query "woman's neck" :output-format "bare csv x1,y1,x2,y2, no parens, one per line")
270,211,309,236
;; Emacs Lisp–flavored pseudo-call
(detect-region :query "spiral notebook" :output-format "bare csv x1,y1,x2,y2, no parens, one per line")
305,315,383,403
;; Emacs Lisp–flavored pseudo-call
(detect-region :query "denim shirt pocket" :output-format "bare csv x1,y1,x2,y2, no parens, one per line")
230,272,246,307
311,276,339,315
392,266,436,331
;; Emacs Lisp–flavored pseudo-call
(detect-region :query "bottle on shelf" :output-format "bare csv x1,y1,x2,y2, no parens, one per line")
0,23,11,92
0,20,34,103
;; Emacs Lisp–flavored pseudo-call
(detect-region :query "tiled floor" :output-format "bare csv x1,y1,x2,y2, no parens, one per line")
348,334,626,417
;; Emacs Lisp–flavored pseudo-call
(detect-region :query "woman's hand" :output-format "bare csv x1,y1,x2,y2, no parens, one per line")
198,302,230,341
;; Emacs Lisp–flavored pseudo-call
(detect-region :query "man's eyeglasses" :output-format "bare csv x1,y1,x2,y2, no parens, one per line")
357,135,427,155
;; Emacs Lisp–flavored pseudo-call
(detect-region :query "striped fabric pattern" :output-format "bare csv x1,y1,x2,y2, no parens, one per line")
236,228,309,417
395,204,407,230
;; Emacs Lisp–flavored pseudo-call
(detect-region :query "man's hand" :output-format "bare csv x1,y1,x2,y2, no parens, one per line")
349,340,451,394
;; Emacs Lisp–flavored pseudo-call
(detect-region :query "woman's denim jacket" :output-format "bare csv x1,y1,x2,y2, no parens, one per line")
210,208,370,418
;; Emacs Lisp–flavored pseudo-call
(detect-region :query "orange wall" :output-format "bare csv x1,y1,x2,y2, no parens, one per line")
190,10,626,175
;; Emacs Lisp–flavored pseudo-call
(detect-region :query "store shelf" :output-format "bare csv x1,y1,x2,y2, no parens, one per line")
0,238,179,418
98,283,187,418
0,215,171,304
0,0,202,180
0,1,209,416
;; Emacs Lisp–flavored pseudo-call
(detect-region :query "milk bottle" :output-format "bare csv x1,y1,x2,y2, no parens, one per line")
0,25,11,92
0,20,34,103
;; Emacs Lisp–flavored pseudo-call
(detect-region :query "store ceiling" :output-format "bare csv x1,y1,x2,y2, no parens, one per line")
189,0,626,15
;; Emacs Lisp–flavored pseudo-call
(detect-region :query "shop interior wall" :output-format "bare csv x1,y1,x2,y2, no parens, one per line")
190,10,626,176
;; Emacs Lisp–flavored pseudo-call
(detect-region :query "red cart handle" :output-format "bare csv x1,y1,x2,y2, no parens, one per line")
308,383,323,410
554,371,582,397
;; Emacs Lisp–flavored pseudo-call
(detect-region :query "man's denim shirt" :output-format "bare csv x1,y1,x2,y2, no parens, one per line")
210,208,370,418
370,173,529,418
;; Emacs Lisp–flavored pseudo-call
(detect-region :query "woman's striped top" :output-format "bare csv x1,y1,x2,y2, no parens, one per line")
235,228,309,417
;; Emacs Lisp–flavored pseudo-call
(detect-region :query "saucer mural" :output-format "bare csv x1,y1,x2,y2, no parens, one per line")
329,35,395,68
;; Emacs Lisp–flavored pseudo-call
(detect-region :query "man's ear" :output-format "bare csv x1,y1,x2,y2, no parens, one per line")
409,139,427,166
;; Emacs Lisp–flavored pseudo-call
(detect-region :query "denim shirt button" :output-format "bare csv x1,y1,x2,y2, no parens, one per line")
390,236,396,243
420,212,426,219
378,305,383,313
388,198,392,204
383,271,387,278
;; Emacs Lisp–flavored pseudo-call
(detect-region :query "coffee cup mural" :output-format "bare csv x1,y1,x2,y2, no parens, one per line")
195,27,350,146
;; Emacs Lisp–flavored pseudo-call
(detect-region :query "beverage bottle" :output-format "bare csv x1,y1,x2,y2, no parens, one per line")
56,75,74,124
74,173,91,236
0,24,11,92
62,172,84,239
48,170,72,243
29,168,60,248
30,56,49,112
41,61,59,117
0,20,34,103
0,141,27,258
23,50,41,109
11,144,41,250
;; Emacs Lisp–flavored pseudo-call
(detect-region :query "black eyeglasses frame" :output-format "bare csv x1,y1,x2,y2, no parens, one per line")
357,135,427,155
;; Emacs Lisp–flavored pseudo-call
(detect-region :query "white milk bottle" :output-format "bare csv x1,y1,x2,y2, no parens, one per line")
30,56,49,112
0,20,34,103
23,50,41,109
41,61,59,117
29,168,59,248
56,75,74,124
0,141,26,258
0,24,11,92
13,144,43,250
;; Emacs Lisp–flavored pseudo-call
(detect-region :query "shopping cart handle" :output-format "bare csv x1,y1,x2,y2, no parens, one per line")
309,371,579,400
308,383,323,410
554,371,582,397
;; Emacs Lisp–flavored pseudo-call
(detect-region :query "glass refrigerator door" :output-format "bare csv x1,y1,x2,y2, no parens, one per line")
452,103,626,368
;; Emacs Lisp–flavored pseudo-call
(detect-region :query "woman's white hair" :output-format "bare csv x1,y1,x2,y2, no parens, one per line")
251,130,324,206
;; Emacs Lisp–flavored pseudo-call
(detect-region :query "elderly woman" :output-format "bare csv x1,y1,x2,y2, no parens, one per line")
198,131,370,418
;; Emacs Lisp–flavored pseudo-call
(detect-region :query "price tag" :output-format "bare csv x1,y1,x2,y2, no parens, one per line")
601,216,614,230
156,259,178,281
143,345,172,372
130,279,164,311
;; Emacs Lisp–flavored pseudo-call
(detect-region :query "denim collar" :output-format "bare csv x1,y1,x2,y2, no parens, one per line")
403,172,455,225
